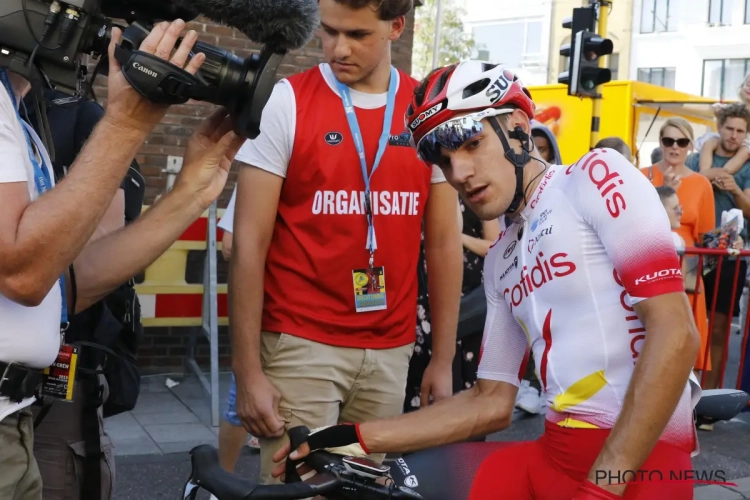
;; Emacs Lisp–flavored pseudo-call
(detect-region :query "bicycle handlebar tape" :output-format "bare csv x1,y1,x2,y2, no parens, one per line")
572,480,623,500
306,423,370,457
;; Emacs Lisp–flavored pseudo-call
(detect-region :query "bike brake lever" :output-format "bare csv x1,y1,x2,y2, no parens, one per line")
284,426,312,484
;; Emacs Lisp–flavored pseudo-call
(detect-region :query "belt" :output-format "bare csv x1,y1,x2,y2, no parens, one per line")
0,361,44,403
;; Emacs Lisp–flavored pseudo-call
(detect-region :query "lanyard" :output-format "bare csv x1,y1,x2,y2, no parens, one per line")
334,66,398,268
0,69,68,326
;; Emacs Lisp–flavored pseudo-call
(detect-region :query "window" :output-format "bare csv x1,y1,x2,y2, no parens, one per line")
472,19,544,68
746,0,750,23
641,0,676,33
608,53,620,80
637,67,677,88
708,0,733,24
702,58,750,99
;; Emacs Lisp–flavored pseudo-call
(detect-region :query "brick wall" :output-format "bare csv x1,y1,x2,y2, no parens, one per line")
134,10,417,372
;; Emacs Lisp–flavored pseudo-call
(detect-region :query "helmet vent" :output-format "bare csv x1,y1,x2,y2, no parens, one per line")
462,78,490,99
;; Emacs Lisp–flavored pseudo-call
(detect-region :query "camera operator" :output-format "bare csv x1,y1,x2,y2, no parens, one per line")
20,86,144,500
0,20,245,498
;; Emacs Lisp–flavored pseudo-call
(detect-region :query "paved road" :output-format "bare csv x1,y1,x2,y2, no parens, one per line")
112,410,750,500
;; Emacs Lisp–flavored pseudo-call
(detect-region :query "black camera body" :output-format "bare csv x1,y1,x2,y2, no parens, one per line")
0,0,285,140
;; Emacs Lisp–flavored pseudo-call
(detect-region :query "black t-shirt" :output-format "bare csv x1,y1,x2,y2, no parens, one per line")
21,89,144,222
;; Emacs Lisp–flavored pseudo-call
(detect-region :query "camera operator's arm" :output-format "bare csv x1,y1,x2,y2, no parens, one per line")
0,21,204,306
71,108,245,312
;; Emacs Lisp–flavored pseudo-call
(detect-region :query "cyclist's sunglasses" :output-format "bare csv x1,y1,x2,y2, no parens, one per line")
661,137,691,148
415,108,513,166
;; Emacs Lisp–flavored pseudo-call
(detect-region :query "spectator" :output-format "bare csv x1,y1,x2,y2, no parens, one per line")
530,120,562,164
595,136,631,161
228,0,464,485
0,22,245,497
404,198,500,413
687,103,750,391
213,187,259,490
641,117,714,376
696,73,750,175
21,86,143,500
651,146,663,164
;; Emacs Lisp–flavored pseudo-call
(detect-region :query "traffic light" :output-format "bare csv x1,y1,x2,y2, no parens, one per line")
558,6,614,98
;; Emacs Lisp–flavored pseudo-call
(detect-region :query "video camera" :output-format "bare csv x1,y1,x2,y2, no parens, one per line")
0,0,286,141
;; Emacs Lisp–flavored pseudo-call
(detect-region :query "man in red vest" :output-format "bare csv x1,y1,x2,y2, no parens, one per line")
228,0,464,483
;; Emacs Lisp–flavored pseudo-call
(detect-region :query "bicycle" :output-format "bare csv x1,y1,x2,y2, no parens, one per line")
182,388,750,500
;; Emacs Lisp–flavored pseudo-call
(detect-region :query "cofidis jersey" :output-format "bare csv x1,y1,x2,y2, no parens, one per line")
235,64,445,349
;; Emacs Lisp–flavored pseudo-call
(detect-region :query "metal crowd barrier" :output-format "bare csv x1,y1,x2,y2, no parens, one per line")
135,203,226,427
679,247,750,392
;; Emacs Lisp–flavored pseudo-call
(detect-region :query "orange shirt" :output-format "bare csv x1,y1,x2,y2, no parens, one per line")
640,165,716,246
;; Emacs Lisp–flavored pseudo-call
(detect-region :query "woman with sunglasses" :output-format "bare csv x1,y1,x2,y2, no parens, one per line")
640,118,715,376
274,61,703,500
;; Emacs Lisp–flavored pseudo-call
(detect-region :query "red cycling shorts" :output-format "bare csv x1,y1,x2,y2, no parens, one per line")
468,420,693,500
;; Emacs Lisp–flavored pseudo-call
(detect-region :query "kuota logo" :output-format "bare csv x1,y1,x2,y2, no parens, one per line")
504,251,577,311
635,268,682,285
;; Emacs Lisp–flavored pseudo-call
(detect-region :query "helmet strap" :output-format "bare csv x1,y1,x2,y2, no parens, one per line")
488,116,531,213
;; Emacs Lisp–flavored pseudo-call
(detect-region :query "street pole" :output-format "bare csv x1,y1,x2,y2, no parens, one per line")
589,0,611,149
431,0,444,69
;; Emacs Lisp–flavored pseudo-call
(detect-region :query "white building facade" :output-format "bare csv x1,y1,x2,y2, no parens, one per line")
462,0,554,86
630,0,750,99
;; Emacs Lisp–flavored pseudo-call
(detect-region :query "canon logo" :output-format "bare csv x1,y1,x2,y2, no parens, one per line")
635,268,682,285
133,62,158,78
566,152,626,218
529,170,555,209
503,251,577,311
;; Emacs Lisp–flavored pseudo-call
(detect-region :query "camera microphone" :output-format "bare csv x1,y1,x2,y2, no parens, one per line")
175,0,320,51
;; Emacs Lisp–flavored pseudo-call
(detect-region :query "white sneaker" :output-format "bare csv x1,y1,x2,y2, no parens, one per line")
515,381,542,414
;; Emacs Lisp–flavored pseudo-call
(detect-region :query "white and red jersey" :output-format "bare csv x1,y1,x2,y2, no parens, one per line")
478,148,702,453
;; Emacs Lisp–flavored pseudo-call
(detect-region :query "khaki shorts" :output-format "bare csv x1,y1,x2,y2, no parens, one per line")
0,407,43,500
32,374,115,500
258,332,414,484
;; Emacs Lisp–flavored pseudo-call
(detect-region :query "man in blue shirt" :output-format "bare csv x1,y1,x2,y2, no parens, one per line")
687,102,750,391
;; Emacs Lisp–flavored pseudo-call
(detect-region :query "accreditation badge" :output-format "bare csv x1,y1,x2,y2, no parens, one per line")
352,267,387,313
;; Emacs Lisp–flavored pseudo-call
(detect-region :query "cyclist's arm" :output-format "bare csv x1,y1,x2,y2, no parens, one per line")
570,149,700,496
354,278,526,453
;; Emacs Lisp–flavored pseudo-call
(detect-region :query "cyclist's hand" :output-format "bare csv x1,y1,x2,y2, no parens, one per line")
572,480,623,499
420,360,453,407
105,20,205,134
235,371,286,438
271,441,311,480
271,424,368,478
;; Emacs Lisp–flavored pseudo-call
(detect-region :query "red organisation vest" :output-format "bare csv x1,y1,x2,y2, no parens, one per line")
262,66,433,349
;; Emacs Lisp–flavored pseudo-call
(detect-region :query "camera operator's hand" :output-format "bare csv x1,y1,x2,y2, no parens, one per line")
172,107,246,209
105,20,206,134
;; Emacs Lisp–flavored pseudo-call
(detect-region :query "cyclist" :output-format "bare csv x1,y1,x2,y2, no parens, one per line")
272,61,703,499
